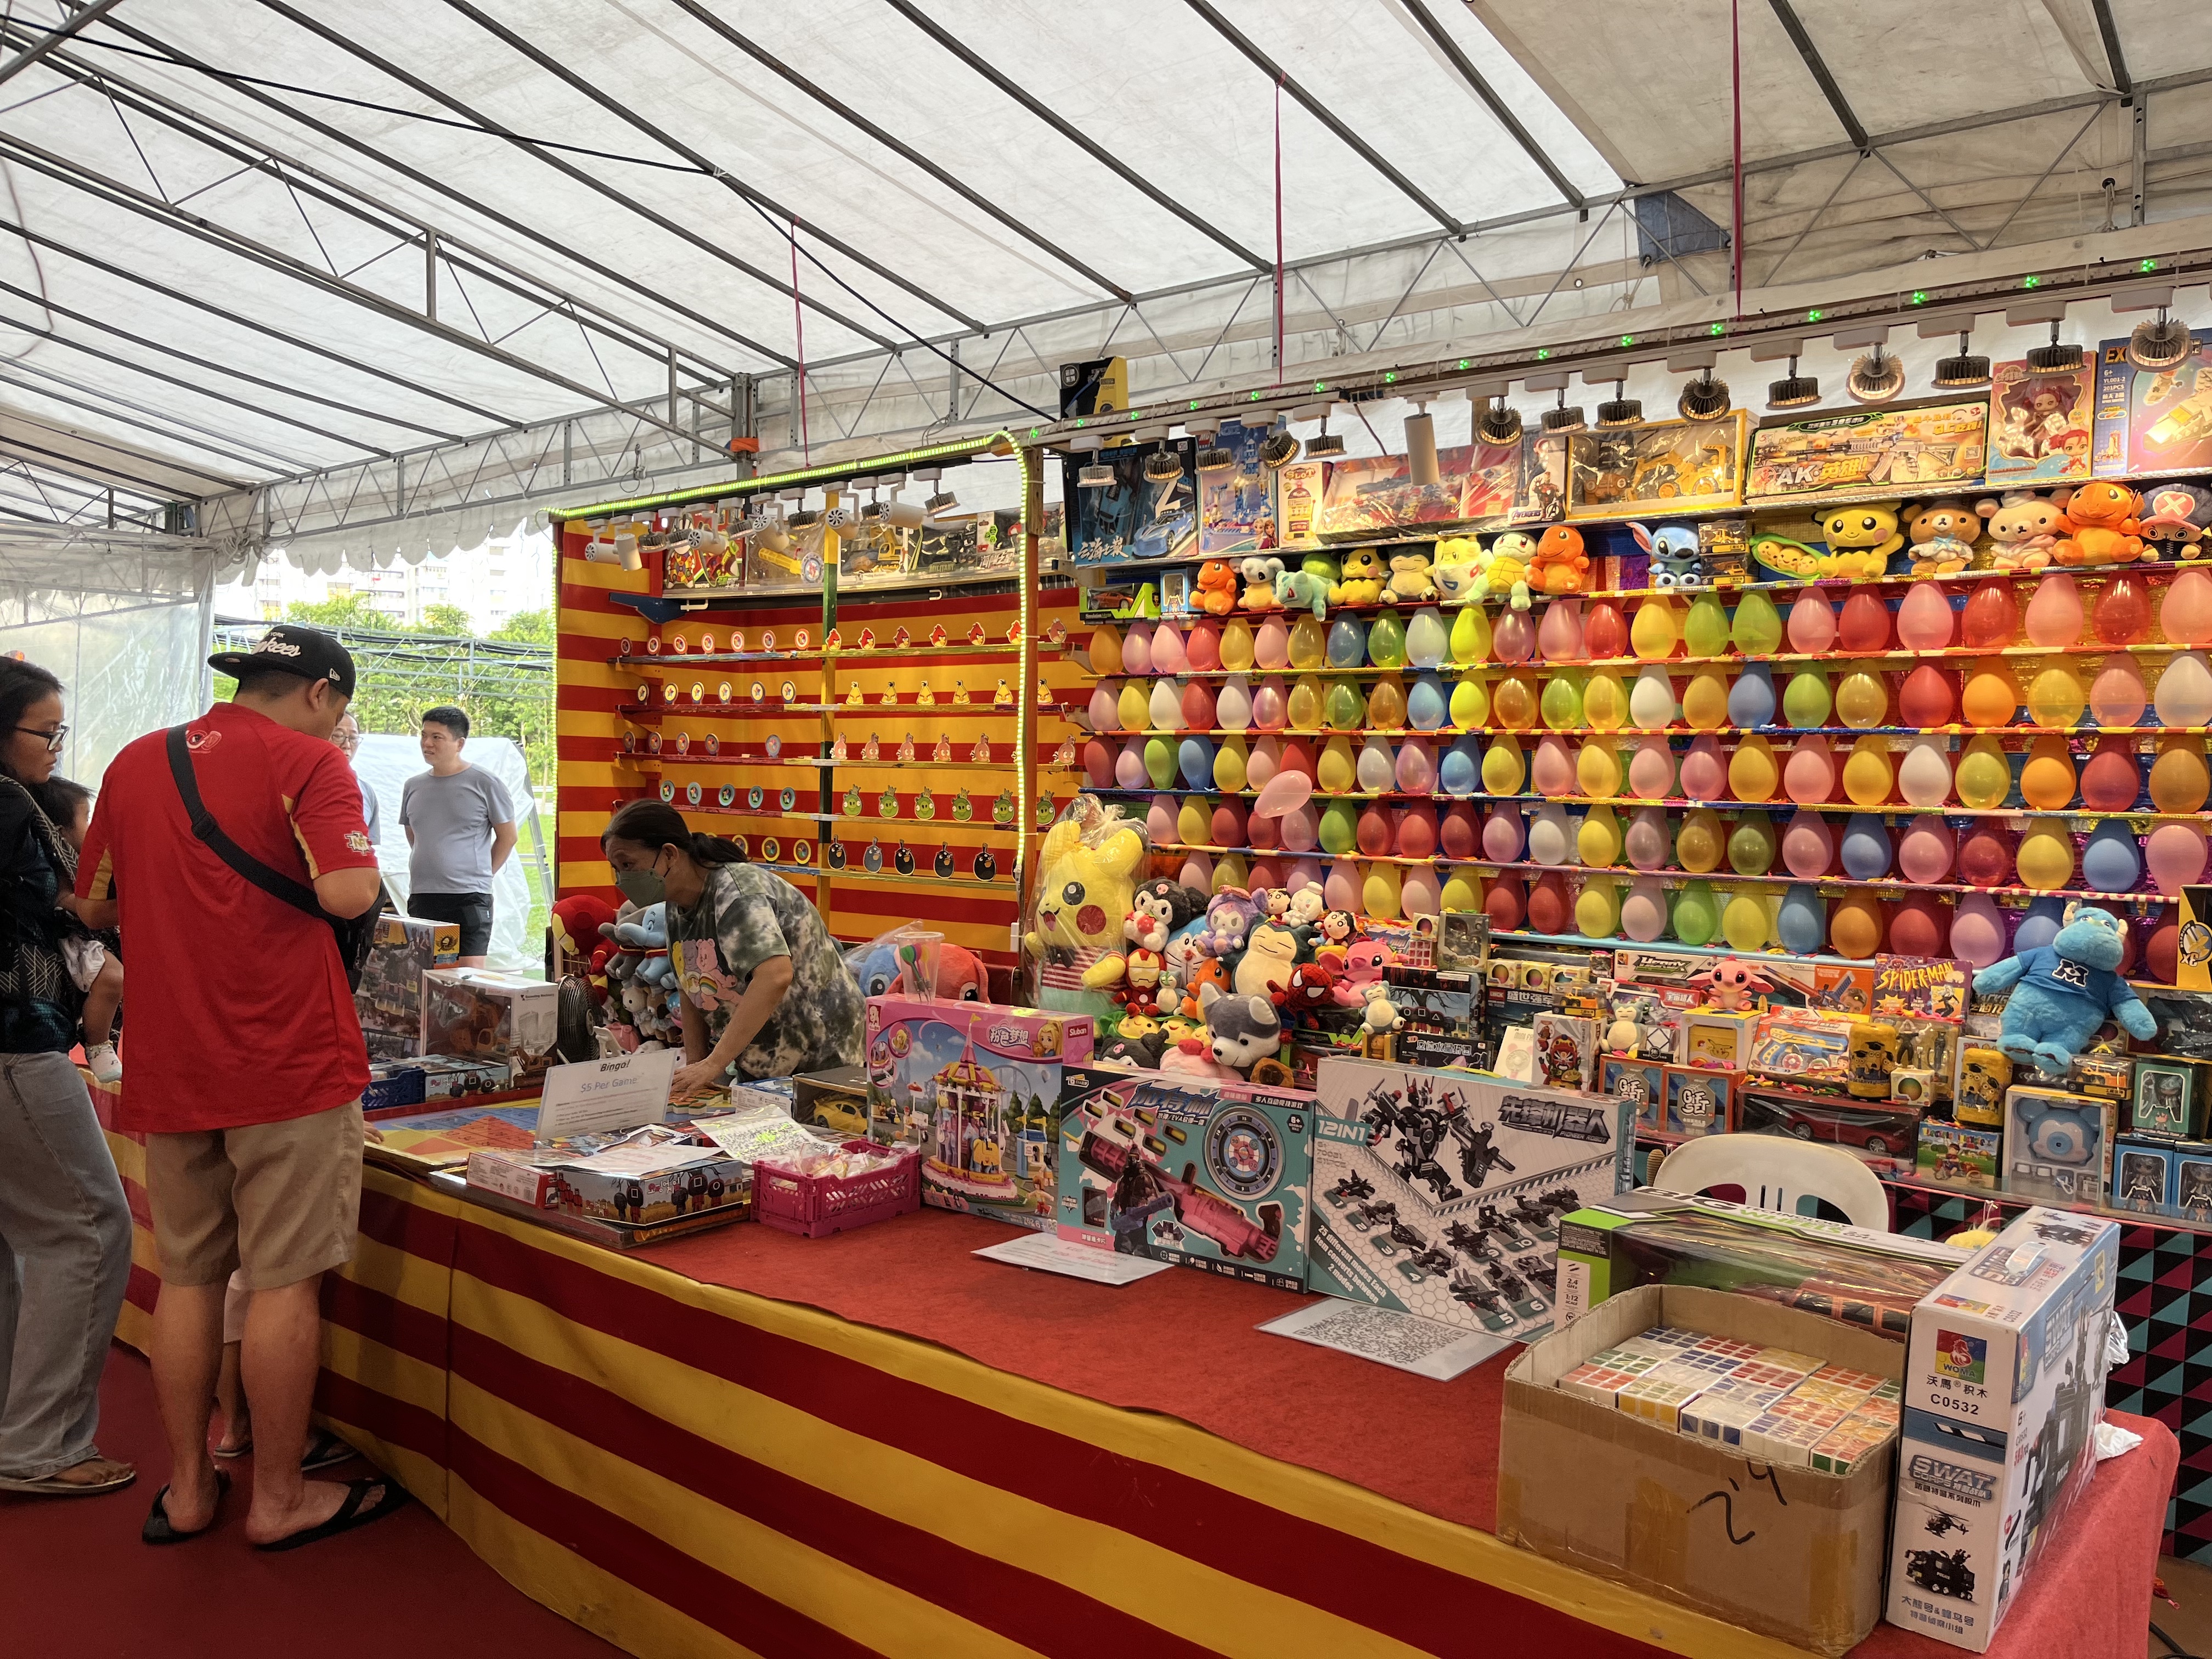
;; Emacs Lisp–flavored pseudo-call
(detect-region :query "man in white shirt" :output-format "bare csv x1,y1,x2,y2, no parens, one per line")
399,706,515,968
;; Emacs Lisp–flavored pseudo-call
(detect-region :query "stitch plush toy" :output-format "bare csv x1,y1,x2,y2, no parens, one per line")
1972,903,2158,1071
1475,531,1536,610
1976,491,2065,572
1239,554,1285,611
1329,546,1386,606
1380,549,1437,603
1816,502,1905,577
1903,499,1980,575
1529,524,1590,594
1025,816,1148,1016
1194,558,1240,614
1629,522,1702,587
2053,481,2144,567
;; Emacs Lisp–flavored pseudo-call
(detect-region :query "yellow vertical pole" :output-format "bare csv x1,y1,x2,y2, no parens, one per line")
1015,446,1041,992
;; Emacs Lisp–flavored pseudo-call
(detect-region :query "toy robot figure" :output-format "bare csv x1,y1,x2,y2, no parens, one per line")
1446,1220,1500,1261
1451,1116,1517,1189
1846,1022,1902,1099
1513,1193,1561,1241
1348,1197,1395,1234
1480,1203,1534,1251
1385,1218,1427,1252
1449,1273,1516,1333
1539,1186,1583,1215
1511,1254,1553,1300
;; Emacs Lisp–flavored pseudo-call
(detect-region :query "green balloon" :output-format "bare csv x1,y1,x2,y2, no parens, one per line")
1726,809,1776,876
1325,680,1365,730
1319,798,1360,854
1541,672,1585,731
1684,592,1731,658
1367,610,1407,668
1671,879,1719,945
1782,668,1832,729
1144,736,1178,788
1731,589,1783,656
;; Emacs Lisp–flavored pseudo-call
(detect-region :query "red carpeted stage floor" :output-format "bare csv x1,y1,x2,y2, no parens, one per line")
0,1346,619,1659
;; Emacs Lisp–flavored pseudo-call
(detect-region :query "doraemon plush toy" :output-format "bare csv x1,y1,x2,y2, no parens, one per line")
1972,903,2157,1071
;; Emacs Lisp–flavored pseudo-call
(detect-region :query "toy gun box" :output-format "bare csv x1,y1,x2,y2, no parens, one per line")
1885,1207,2118,1651
1555,1190,1968,1340
356,913,461,1056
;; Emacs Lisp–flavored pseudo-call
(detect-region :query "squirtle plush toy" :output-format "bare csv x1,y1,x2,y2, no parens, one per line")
1972,903,2157,1071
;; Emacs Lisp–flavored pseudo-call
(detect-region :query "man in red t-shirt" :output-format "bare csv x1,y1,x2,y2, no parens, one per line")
77,625,404,1550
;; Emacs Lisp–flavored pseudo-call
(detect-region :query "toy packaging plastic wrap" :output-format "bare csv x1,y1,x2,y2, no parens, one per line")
1055,1067,1313,1290
1308,1058,1632,1341
863,997,1093,1232
1381,965,1485,1071
2130,1059,2203,1139
420,969,558,1082
792,1064,871,1137
1555,1190,1968,1338
2001,1084,2113,1207
357,913,460,1058
1886,1207,2119,1651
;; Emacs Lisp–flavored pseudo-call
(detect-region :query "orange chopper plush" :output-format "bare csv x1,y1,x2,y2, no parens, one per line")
1529,524,1592,594
2053,481,2143,567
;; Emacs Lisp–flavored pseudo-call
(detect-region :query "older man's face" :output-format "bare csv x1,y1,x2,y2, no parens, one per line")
332,714,360,758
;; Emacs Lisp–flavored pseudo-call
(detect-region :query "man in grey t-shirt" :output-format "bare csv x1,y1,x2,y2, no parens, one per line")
400,705,515,967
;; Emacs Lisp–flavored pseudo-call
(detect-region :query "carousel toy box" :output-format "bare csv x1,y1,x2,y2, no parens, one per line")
863,997,1093,1232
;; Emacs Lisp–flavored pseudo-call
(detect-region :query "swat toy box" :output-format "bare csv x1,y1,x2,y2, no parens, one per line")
863,998,1092,1232
1056,1069,1313,1290
356,913,460,1058
1308,1058,1633,1343
1885,1206,2119,1651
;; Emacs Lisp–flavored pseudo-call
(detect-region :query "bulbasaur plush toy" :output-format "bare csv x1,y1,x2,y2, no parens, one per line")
1971,903,2157,1072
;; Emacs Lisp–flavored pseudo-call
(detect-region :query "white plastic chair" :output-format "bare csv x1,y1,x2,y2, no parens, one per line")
1650,1135,1891,1231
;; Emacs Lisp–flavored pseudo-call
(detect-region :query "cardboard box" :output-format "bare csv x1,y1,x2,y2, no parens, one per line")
864,997,1092,1231
465,1147,560,1208
1499,1283,1904,1656
1382,965,1485,1070
1056,1068,1314,1290
1531,1012,1598,1092
1307,1059,1632,1342
2130,1059,2199,1138
1677,1008,1759,1071
2171,1142,2212,1220
2113,1136,2175,1213
1917,1120,2000,1188
2001,1085,2113,1207
354,913,461,1056
1601,1057,1667,1131
1886,1207,2119,1650
1662,1065,1735,1136
793,1064,871,1137
420,969,558,1081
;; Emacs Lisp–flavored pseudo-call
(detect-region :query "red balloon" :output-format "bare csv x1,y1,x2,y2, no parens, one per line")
1397,803,1438,859
1212,800,1249,846
1887,893,1949,957
1838,588,1894,652
1356,803,1395,855
1484,876,1526,932
2147,921,2180,984
2094,573,2151,646
1440,801,1480,860
1962,578,2018,649
1526,872,1571,934
1247,809,1282,849
1279,738,1316,779
1584,600,1629,661
1898,665,1956,728
1957,824,2013,887
2079,736,2143,812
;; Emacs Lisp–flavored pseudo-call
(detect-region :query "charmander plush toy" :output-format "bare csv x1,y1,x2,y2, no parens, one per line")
1528,524,1590,594
1194,559,1239,614
2053,481,2144,567
1972,903,2157,1072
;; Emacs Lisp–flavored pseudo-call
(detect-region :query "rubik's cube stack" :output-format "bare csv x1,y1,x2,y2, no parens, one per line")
1557,1324,1902,1472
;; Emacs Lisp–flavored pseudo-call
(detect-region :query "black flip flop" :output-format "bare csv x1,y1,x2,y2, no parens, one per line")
142,1471,229,1544
254,1478,409,1553
301,1430,355,1473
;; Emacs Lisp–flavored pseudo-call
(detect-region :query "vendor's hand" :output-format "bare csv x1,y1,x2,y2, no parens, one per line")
672,1058,726,1097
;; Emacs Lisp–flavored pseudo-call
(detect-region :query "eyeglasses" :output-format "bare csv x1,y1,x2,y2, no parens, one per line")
13,724,65,753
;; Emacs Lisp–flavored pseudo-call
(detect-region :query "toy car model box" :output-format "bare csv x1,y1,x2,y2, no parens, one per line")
1740,1090,1921,1171
1917,1121,2000,1188
552,1149,749,1225
864,997,1092,1232
1055,1068,1313,1290
792,1064,871,1137
1500,1282,1904,1656
2001,1085,2113,1207
1308,1058,1633,1343
1885,1207,2118,1651
356,913,461,1057
420,968,559,1082
1555,1190,1968,1337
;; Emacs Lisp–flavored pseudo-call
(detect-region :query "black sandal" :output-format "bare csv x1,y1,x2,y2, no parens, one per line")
142,1471,229,1544
253,1478,409,1553
301,1430,355,1473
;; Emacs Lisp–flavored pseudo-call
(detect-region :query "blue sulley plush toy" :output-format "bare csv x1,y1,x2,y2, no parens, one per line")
1972,903,2157,1072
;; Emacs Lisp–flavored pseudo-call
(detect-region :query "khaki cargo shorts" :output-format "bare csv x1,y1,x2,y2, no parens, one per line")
144,1100,365,1290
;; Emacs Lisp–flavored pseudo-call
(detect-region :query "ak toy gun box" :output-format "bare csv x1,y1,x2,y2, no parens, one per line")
863,997,1093,1233
1555,1190,1967,1340
1885,1206,2118,1652
1307,1058,1633,1344
1055,1068,1314,1291
356,913,460,1056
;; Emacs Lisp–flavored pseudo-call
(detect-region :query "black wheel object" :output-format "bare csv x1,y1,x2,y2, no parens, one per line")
1790,1122,1814,1140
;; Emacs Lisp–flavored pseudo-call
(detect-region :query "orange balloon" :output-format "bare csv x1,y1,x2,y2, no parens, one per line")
1829,890,1885,959
2018,734,2078,810
2150,740,2212,814
1960,663,2020,727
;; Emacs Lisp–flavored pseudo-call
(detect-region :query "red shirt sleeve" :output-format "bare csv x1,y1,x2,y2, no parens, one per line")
287,746,378,879
76,787,116,901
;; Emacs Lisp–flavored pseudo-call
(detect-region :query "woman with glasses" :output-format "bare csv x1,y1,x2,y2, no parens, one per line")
0,657,134,1497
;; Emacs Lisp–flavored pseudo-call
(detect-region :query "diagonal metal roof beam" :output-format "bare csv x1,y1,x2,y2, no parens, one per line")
663,0,1131,302
83,12,794,371
0,427,234,495
1183,0,1463,234
0,356,319,475
246,0,890,356
874,0,1270,273
435,0,987,334
1765,0,1869,151
1394,0,1584,210
2088,0,2132,94
0,0,121,88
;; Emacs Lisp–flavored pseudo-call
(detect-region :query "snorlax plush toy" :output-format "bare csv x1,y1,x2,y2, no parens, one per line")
1972,902,2157,1072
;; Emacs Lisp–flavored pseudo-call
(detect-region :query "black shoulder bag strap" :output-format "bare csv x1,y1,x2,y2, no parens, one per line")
165,725,386,989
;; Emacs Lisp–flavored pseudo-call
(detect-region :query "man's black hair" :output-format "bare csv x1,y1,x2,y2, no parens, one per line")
421,704,470,740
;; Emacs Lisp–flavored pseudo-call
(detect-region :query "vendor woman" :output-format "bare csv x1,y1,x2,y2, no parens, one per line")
601,800,864,1093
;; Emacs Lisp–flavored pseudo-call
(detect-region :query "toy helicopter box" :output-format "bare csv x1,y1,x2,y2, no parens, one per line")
863,997,1093,1233
357,913,461,1058
1054,1068,1314,1290
1307,1058,1633,1343
1885,1207,2118,1651
420,968,558,1082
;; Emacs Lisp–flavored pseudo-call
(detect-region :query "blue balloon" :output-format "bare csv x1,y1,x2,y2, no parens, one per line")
2080,820,2141,893
1407,673,1448,732
1776,884,1827,955
1726,662,1777,729
2012,895,2067,956
1439,738,1481,797
1177,736,1215,790
1839,812,1893,881
1327,616,1368,668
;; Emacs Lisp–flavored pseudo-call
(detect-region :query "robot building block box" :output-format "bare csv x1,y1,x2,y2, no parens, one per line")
863,998,1093,1233
1884,1206,2118,1652
1054,1069,1314,1291
1308,1058,1633,1343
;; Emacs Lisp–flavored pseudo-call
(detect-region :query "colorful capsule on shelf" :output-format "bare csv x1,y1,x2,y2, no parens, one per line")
1177,795,1211,847
1325,615,1367,668
1146,793,1178,844
1143,735,1177,788
1887,893,1948,958
1180,679,1217,732
2147,821,2210,895
1367,610,1408,669
2148,922,2182,984
2164,567,2212,646
1366,676,1407,730
1396,739,1437,794
1681,668,1730,732
1356,802,1394,856
1541,671,1585,731
1318,799,1359,855
1317,733,1357,794
1088,622,1124,676
1214,798,1251,848
1288,674,1324,732
1220,617,1256,672
1088,680,1122,732
1492,672,1538,731
1252,616,1290,672
1184,619,1223,672
1251,676,1288,731
1526,871,1572,934
2088,653,2147,727
1827,889,1884,959
1148,678,1185,732
1323,856,1360,911
1116,680,1153,733
1440,800,1480,859
1082,737,1115,787
1440,737,1481,796
1407,673,1448,731
1121,619,1155,674
1957,821,2013,886
1216,674,1254,732
1151,623,1188,674
1213,737,1248,793
1402,863,1443,918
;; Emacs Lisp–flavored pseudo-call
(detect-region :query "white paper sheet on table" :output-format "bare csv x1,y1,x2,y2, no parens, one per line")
550,1143,726,1178
974,1231,1174,1285
1259,1297,1511,1380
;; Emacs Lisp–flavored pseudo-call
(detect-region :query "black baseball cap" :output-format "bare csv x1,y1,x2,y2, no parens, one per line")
208,624,357,699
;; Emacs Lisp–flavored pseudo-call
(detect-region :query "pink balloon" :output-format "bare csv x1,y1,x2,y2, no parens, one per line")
1532,733,1576,795
1144,794,1178,842
1401,865,1443,918
1177,851,1214,890
1395,738,1437,794
1246,736,1280,790
1324,859,1362,912
1628,737,1676,800
1897,814,1957,885
1121,620,1155,674
1246,808,1280,849
1950,893,2007,967
1678,733,1726,800
2147,821,2210,895
1781,809,1835,879
1482,807,1526,862
1253,769,1314,819
1150,623,1188,674
1285,857,1325,895
1784,736,1837,805
1114,738,1148,789
1278,803,1319,852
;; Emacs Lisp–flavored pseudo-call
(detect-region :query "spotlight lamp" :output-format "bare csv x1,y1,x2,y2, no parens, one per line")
1197,444,1235,473
1143,447,1186,481
1302,401,1344,459
2129,307,2194,371
1077,461,1115,489
1845,343,1906,405
2024,321,2083,373
1768,356,1822,409
1476,396,1522,445
1259,428,1300,469
1594,379,1641,427
1539,387,1585,434
1932,331,1991,390
1677,369,1731,422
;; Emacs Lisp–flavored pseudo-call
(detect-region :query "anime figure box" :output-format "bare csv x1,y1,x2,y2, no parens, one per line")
1884,1206,2118,1651
1308,1058,1633,1343
1055,1068,1313,1291
863,998,1093,1232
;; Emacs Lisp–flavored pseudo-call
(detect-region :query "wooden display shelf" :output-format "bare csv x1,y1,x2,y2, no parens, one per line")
1079,721,2212,742
610,641,1066,667
1072,641,2212,681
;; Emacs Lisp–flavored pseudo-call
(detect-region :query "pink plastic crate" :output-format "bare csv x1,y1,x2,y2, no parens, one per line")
753,1139,921,1238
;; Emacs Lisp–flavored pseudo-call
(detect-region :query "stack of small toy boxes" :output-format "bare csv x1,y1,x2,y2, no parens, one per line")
1054,1068,1313,1290
356,913,459,1059
1885,1206,2119,1651
861,996,1092,1233
421,968,560,1085
1307,1057,1632,1343
2107,1056,2212,1219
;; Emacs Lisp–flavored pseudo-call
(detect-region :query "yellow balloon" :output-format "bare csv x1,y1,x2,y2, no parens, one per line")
2015,819,2075,891
1961,663,2019,727
1676,806,1724,873
1440,867,1481,912
1632,596,1680,661
1177,796,1210,846
2018,734,2076,810
1451,604,1492,665
1583,670,1628,733
1482,736,1526,796
1118,682,1152,732
1729,733,1780,803
1363,861,1403,920
1317,734,1358,794
1578,741,1623,799
1215,853,1249,891
1220,618,1256,672
1578,804,1623,867
1288,675,1324,732
1722,891,1771,952
1576,876,1621,938
1681,669,1730,732
2025,665,2086,730
2150,740,2212,814
1842,735,1894,806
1287,614,1327,670
1835,670,1889,730
1954,736,2012,809
1492,674,1538,731
1214,737,1249,793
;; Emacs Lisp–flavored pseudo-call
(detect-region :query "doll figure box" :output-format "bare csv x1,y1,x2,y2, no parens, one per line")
357,913,461,1057
863,997,1093,1232
1055,1068,1314,1290
1308,1058,1633,1343
420,969,558,1082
